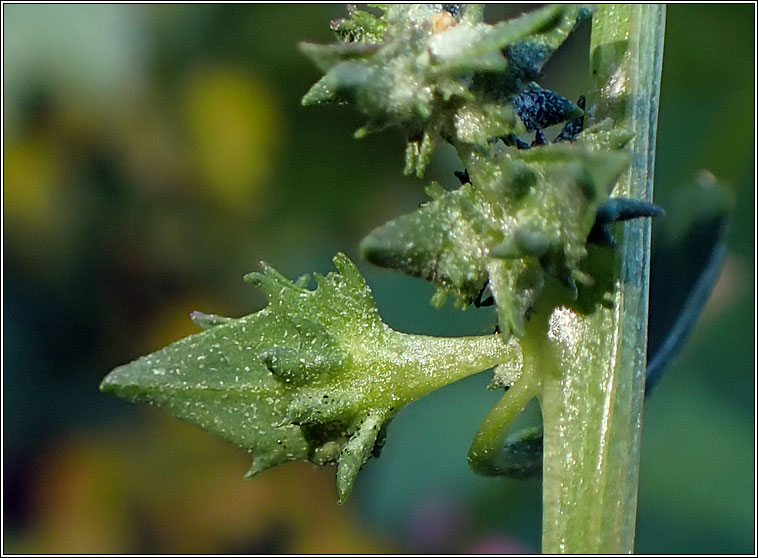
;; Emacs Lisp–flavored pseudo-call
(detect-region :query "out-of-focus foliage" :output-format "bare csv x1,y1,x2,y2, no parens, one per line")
3,4,754,554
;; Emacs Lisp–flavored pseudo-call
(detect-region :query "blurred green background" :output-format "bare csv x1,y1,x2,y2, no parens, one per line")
3,4,754,554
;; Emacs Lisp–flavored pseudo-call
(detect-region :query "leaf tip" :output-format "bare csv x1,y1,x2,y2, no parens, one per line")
98,372,117,393
243,271,263,285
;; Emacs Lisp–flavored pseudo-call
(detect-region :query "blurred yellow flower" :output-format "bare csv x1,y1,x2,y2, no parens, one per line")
182,65,282,213
4,137,61,232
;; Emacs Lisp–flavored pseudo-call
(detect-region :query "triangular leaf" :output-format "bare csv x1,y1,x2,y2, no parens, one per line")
101,254,516,500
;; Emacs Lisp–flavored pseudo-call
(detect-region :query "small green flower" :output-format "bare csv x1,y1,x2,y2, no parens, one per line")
301,4,591,177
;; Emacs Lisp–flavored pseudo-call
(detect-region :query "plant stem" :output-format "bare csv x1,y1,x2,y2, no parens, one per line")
539,5,665,553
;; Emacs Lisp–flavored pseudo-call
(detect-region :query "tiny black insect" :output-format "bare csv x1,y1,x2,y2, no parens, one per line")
507,92,585,149
512,89,580,132
442,4,463,18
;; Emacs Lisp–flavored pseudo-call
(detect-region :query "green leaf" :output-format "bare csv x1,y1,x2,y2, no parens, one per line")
101,254,516,502
361,139,629,338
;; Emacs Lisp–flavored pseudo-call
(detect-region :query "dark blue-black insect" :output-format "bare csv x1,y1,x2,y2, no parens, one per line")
442,4,463,18
505,93,585,149
512,89,581,132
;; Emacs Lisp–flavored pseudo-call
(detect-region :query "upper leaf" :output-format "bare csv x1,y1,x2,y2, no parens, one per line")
361,128,630,337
